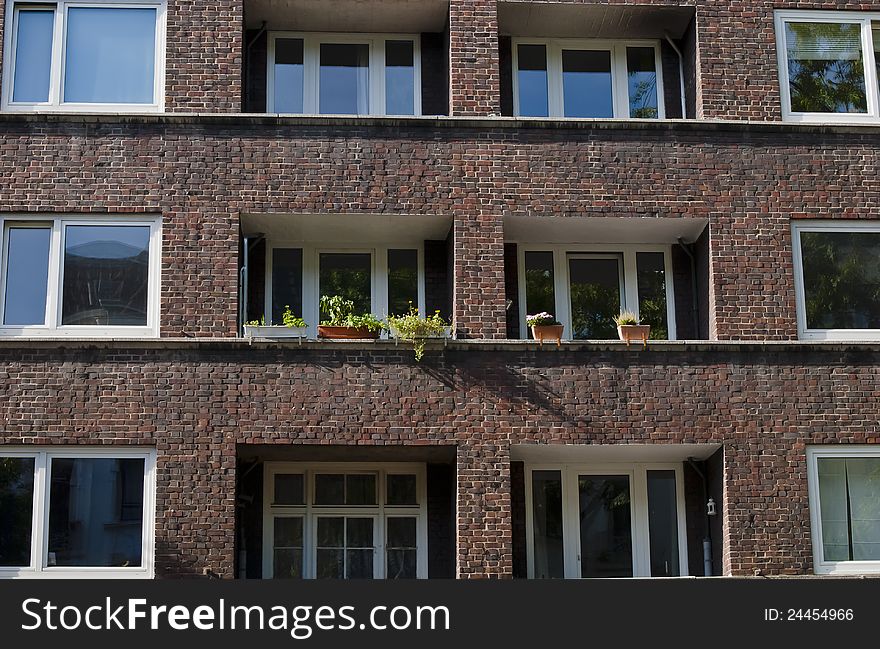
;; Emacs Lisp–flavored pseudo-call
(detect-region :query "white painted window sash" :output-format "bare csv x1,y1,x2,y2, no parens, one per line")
0,447,157,579
511,37,666,119
515,242,677,341
775,10,880,124
266,32,422,116
1,0,167,113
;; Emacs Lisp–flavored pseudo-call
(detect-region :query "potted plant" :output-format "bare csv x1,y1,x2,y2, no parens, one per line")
317,295,385,339
527,312,564,347
244,306,308,339
387,305,452,361
614,310,651,347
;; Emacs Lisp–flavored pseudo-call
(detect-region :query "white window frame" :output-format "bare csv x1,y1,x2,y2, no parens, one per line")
0,446,157,579
265,241,425,338
262,462,428,579
0,214,162,337
511,38,665,119
792,220,880,340
266,32,422,116
524,462,688,579
1,0,167,113
515,243,677,340
807,446,880,575
775,10,880,124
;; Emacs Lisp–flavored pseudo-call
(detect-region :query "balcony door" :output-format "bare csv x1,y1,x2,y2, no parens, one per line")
567,254,625,340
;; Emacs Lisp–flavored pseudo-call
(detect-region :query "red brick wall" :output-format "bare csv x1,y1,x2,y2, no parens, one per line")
2,340,879,577
449,0,501,116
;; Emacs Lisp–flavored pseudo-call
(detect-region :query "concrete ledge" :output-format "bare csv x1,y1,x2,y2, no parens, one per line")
1,337,880,354
3,111,880,137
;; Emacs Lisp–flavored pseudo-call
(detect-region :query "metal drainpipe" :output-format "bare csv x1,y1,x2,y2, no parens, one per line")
687,457,713,577
677,237,700,339
664,32,687,119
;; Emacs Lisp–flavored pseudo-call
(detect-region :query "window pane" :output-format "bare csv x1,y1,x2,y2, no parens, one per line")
317,517,344,547
387,517,417,548
274,474,304,506
273,548,303,579
524,251,556,339
319,253,372,318
319,43,370,115
562,49,613,118
387,249,418,316
12,9,54,103
785,21,867,114
386,474,418,505
274,38,304,113
3,227,51,326
346,517,373,547
800,231,880,330
647,470,680,577
64,7,157,104
626,47,659,118
346,474,377,506
385,40,415,116
61,225,151,326
818,457,880,562
48,458,144,567
578,474,632,578
346,549,373,578
316,549,344,578
386,548,417,579
517,44,549,117
315,474,345,505
0,457,35,567
531,470,564,579
568,256,622,339
636,252,669,339
271,248,303,325
274,516,303,547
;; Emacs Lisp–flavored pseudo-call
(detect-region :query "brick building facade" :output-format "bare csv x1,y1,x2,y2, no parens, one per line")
1,1,879,580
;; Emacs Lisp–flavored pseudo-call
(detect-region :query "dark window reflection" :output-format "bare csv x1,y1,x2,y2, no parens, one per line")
0,457,35,567
578,474,632,578
517,44,549,117
524,251,555,339
319,253,372,317
386,517,417,579
271,248,303,324
647,470,680,577
48,458,144,567
800,230,880,329
568,256,622,339
275,38,304,113
3,226,50,326
61,225,150,326
626,46,659,118
636,252,669,339
385,40,415,116
320,43,370,114
387,249,418,316
562,49,612,117
532,470,564,578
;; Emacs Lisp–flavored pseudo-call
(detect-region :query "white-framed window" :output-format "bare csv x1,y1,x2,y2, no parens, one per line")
264,243,424,337
0,447,157,579
525,463,687,579
807,446,880,575
267,32,422,116
262,463,427,579
0,214,162,338
792,221,880,340
516,244,676,340
1,0,166,113
512,38,665,119
775,10,880,123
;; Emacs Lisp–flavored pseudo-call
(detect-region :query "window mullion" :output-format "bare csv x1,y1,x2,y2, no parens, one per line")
50,4,65,107
30,453,48,573
862,20,880,118
612,43,629,118
46,219,63,329
374,38,386,116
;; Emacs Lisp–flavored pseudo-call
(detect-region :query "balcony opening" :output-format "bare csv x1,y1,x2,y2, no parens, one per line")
496,2,697,119
236,444,456,580
244,0,450,116
240,213,453,338
503,215,709,341
511,444,723,579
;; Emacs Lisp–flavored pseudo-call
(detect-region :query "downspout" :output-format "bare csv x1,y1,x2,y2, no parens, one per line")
687,457,713,577
677,237,700,339
664,32,687,119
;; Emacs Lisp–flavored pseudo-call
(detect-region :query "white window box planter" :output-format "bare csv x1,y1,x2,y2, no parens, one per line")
244,325,308,339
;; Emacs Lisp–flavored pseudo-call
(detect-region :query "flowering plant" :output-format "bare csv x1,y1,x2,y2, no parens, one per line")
526,312,560,327
612,310,640,326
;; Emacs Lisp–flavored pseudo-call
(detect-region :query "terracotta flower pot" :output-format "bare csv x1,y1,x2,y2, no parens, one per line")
617,324,651,347
317,325,380,340
531,324,564,348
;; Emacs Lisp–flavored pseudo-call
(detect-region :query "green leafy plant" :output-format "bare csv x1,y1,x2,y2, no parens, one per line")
245,306,307,329
387,305,450,361
613,310,641,327
319,295,385,332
